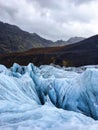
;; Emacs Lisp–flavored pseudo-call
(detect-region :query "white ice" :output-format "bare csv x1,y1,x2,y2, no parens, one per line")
0,63,98,130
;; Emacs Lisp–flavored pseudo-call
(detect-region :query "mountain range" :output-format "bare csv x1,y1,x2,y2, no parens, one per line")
0,34,98,67
0,21,85,53
0,21,98,67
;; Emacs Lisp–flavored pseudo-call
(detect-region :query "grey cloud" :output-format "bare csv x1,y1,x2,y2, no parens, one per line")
0,3,17,20
0,0,98,41
28,0,61,9
69,0,96,5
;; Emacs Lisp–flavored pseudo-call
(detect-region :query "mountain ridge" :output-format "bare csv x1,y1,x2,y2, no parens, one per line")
0,21,85,53
0,34,98,67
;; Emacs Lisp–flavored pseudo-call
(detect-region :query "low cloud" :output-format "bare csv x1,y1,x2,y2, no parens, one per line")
0,0,98,41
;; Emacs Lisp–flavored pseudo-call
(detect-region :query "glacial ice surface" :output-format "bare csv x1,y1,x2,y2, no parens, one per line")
0,63,98,129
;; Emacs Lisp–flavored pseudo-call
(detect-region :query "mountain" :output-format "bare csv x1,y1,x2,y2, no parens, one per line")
54,40,66,46
0,21,53,53
0,21,85,53
53,37,85,46
58,34,98,66
67,36,85,44
0,34,98,67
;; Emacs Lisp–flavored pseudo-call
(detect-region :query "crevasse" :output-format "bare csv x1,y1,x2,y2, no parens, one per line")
0,63,98,130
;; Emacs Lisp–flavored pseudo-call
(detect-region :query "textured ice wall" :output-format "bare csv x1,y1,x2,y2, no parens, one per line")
0,63,98,129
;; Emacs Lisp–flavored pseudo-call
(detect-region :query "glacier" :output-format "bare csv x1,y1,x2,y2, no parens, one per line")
0,63,98,129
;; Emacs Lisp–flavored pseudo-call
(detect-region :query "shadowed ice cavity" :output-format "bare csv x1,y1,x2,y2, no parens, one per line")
0,63,98,120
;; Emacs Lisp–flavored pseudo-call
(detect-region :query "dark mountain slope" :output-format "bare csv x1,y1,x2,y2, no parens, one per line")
0,21,85,54
0,35,98,67
57,35,98,66
61,35,98,51
0,21,53,53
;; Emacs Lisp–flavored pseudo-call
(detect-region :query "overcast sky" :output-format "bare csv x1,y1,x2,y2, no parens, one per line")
0,0,98,41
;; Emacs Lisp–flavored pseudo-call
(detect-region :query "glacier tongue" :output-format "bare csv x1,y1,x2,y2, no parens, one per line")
0,63,98,129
